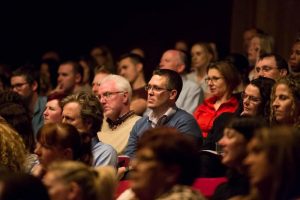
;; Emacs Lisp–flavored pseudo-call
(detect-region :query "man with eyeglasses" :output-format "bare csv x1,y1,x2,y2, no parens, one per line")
254,53,289,80
96,74,141,155
159,49,203,113
10,66,47,135
124,69,202,158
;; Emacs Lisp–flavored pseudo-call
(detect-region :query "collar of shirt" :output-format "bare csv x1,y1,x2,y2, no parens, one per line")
148,107,176,128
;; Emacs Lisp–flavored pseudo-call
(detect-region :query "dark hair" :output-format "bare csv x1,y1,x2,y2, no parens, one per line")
60,60,83,84
37,123,92,165
259,53,289,73
118,53,145,66
11,65,39,86
152,69,183,100
225,53,250,86
226,116,266,141
0,102,35,153
0,173,50,200
249,77,275,121
253,126,300,200
138,127,199,185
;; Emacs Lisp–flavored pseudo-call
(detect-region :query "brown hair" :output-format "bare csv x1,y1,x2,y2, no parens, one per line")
138,127,199,185
207,61,241,94
37,123,92,165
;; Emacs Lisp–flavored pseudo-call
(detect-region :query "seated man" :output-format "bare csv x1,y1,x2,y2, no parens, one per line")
61,92,117,167
160,49,204,113
254,53,289,80
11,66,47,135
118,53,148,115
124,69,202,158
96,75,141,155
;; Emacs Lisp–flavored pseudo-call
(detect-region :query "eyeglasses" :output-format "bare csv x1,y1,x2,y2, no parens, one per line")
97,91,124,101
204,76,223,84
145,84,172,92
11,82,29,90
255,66,278,73
241,92,261,103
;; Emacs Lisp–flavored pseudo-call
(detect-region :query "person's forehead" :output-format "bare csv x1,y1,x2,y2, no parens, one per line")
59,64,74,73
257,56,276,66
149,75,168,84
99,80,117,91
11,75,27,82
63,102,81,115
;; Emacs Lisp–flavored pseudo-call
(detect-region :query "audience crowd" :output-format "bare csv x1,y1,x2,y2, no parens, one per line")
0,28,300,200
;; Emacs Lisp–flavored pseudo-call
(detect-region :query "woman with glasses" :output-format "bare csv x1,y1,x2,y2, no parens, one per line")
270,75,300,128
198,77,275,178
203,77,275,152
194,61,240,138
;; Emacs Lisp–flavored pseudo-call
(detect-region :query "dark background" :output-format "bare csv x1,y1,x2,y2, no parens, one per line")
0,1,233,71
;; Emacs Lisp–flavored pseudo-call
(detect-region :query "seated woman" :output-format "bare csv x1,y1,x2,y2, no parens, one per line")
194,61,240,138
43,92,67,124
43,161,117,200
270,75,300,128
198,77,275,178
211,117,265,200
117,127,205,200
204,76,275,151
244,126,300,200
32,123,92,177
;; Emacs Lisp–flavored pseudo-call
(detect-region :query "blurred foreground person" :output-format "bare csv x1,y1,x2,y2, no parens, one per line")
118,127,205,200
243,126,300,200
43,161,117,200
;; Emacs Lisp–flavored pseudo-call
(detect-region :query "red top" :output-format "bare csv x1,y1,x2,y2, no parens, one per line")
194,96,239,138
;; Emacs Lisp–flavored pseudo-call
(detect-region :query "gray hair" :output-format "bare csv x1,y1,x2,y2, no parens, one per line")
100,74,132,102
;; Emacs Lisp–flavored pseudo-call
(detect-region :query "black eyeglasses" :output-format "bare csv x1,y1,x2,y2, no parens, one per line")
10,82,29,90
144,84,172,92
241,92,261,103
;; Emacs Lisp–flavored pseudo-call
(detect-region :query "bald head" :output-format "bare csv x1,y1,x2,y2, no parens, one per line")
159,50,186,74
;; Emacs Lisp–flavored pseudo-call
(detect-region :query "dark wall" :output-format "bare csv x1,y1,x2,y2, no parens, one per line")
0,1,233,73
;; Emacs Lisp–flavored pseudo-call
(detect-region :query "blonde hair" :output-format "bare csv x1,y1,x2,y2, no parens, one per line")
47,161,117,200
0,119,26,172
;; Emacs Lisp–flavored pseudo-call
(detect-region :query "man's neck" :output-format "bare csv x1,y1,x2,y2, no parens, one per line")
132,74,146,90
109,107,131,121
151,103,174,118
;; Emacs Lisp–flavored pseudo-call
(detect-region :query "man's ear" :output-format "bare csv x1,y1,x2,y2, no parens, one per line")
67,182,82,200
177,64,185,74
169,90,178,101
75,73,82,84
136,63,143,73
279,68,288,77
31,81,38,92
122,92,130,104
